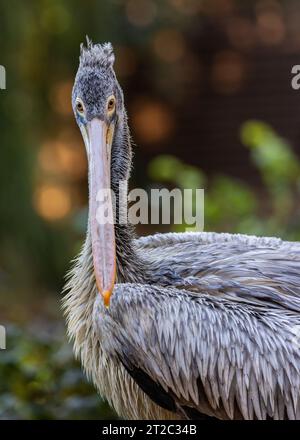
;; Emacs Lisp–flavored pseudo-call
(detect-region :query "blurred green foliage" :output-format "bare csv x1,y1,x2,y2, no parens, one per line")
0,323,116,419
149,120,300,240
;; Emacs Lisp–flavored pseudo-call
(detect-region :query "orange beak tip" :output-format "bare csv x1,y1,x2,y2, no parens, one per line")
102,290,111,308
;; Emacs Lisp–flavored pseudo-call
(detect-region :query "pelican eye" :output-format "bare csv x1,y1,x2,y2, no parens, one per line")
107,96,116,114
76,98,85,115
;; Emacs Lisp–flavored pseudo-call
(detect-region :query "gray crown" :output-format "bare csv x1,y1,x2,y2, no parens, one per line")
79,37,115,69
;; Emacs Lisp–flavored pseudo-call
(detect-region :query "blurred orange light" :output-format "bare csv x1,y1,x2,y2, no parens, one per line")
49,80,73,116
57,142,86,178
211,51,246,95
38,139,87,180
33,184,72,221
257,10,285,45
126,0,157,27
152,29,185,63
132,98,174,145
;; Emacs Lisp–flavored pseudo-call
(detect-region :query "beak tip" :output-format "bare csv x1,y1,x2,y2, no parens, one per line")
102,290,111,308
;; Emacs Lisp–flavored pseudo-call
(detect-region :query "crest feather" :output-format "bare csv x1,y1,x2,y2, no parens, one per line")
79,37,115,69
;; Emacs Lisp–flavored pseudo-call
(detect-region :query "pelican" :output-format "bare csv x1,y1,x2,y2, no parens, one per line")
63,40,300,420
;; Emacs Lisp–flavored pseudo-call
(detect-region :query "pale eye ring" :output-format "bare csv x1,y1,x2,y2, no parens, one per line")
107,96,116,114
76,98,85,115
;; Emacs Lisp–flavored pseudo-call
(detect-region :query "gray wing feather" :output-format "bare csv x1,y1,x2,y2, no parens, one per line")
95,283,300,419
137,232,300,311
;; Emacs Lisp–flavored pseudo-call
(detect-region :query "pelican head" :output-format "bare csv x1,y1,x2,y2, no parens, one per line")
72,39,130,307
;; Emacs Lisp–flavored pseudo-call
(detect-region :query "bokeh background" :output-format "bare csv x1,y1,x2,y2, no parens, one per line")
1,0,300,419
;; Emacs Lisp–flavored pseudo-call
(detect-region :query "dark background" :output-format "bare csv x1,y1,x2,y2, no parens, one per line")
1,0,300,419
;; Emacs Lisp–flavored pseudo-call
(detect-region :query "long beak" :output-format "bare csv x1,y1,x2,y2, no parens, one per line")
86,118,116,307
